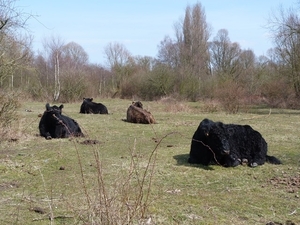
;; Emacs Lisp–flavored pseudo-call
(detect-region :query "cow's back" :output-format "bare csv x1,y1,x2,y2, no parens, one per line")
126,105,156,124
80,100,108,114
60,114,84,137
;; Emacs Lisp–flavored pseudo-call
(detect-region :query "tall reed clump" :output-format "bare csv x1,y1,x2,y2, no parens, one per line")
0,92,20,141
73,133,170,224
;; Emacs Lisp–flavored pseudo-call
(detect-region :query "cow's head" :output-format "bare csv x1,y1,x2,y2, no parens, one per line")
132,101,143,109
44,103,64,124
199,118,214,137
207,122,231,156
83,98,93,102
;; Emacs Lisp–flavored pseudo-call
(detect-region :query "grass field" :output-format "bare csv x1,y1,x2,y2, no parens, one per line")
0,98,299,225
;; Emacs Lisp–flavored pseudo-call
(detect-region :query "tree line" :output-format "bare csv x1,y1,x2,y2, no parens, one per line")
1,1,300,112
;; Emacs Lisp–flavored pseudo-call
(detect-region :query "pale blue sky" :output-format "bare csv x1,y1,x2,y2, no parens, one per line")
20,0,298,65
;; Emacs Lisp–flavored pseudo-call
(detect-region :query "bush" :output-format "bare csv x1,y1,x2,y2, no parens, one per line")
261,77,294,108
26,83,50,101
213,78,246,114
0,92,20,140
178,75,201,101
59,76,87,102
119,73,143,99
138,69,175,101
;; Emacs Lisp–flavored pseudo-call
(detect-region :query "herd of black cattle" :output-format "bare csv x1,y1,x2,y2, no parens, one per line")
38,98,282,168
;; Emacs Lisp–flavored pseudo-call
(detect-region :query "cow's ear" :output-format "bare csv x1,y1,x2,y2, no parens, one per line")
83,98,85,100
46,103,51,110
59,105,64,110
91,98,93,101
227,127,234,135
217,122,225,129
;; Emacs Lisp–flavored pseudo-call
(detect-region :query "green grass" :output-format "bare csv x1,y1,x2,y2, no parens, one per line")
0,98,299,224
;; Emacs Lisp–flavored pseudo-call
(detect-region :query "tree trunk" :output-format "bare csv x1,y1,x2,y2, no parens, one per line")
54,52,60,101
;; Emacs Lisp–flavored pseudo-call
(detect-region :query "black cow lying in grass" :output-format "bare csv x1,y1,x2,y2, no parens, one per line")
39,103,84,139
79,98,108,114
125,101,156,124
188,118,282,167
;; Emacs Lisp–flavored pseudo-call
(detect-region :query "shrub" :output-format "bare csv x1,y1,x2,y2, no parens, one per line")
213,78,246,114
75,135,163,224
26,83,50,101
59,76,87,102
138,69,175,101
261,77,294,108
0,92,20,140
178,75,201,101
119,73,143,99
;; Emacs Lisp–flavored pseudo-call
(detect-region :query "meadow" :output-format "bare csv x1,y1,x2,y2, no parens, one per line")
0,98,299,225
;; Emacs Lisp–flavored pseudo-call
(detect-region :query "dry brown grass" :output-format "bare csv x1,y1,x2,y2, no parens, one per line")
0,92,22,141
158,97,192,113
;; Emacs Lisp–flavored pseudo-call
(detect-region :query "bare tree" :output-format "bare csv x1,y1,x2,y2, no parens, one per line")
209,29,241,77
158,3,211,77
239,49,255,71
42,36,65,101
0,0,33,89
59,42,90,102
156,3,211,100
61,41,89,68
104,42,131,69
175,2,211,77
157,35,180,68
104,42,133,92
134,55,156,72
267,5,300,97
0,0,31,32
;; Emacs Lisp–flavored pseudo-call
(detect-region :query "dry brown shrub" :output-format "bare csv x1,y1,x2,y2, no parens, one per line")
0,92,21,141
158,96,177,104
284,95,300,109
159,97,191,113
120,74,142,99
261,77,295,108
213,79,246,114
201,99,221,113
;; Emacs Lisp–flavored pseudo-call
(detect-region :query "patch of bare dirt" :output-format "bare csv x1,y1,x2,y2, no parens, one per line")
268,172,300,194
80,139,101,145
266,220,296,225
0,181,20,190
29,206,46,214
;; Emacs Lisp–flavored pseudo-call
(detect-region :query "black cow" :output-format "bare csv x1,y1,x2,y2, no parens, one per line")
223,123,281,167
39,103,84,139
188,119,233,166
188,118,281,167
79,98,108,114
